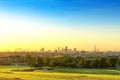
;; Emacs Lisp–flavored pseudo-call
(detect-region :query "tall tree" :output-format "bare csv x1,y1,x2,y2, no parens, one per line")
99,57,109,68
108,57,118,67
116,59,120,66
90,58,99,68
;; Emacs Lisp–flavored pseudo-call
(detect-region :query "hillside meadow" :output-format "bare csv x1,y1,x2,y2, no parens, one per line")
0,66,120,80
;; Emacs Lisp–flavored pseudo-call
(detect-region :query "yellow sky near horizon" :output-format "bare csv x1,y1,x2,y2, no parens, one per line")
0,15,120,51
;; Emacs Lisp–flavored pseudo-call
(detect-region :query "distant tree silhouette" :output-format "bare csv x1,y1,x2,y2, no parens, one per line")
29,57,43,69
98,57,109,68
90,58,99,68
108,57,118,67
116,59,120,66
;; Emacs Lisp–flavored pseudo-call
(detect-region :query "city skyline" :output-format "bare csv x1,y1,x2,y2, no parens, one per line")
0,45,118,52
0,0,120,51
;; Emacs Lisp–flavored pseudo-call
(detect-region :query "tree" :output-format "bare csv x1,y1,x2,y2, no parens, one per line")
30,57,43,69
77,59,85,68
116,59,120,66
84,60,92,68
49,59,56,67
98,57,109,68
116,59,120,70
90,58,99,68
26,55,32,65
108,57,118,67
42,58,50,66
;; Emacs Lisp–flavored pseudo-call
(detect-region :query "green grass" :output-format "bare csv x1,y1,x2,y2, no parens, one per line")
0,66,120,80
50,68,120,75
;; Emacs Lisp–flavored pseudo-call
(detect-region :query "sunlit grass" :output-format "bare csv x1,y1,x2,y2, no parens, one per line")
0,66,120,80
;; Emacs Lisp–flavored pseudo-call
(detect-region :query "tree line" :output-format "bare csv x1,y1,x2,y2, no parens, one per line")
0,55,120,69
28,56,120,69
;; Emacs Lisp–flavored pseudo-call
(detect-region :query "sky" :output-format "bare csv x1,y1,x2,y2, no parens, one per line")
0,0,120,51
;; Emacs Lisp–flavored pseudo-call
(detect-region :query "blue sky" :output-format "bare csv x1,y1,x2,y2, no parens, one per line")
0,0,120,18
0,0,120,51
0,0,120,26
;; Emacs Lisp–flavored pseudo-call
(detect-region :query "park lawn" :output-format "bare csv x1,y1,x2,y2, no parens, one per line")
0,66,120,80
50,68,120,75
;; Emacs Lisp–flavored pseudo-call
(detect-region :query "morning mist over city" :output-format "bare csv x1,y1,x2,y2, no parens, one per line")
0,0,120,80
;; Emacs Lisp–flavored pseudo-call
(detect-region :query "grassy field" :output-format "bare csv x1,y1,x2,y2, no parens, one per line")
0,66,120,80
50,68,120,75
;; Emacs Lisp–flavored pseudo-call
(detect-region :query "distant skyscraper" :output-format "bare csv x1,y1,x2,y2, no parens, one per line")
40,48,45,53
58,47,60,51
65,46,68,53
94,45,96,54
65,46,68,50
74,48,77,52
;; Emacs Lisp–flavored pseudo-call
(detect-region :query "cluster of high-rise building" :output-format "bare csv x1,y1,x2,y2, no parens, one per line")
40,46,77,54
0,46,120,58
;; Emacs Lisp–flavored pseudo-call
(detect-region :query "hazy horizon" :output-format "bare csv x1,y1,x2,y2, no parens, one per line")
0,0,120,51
